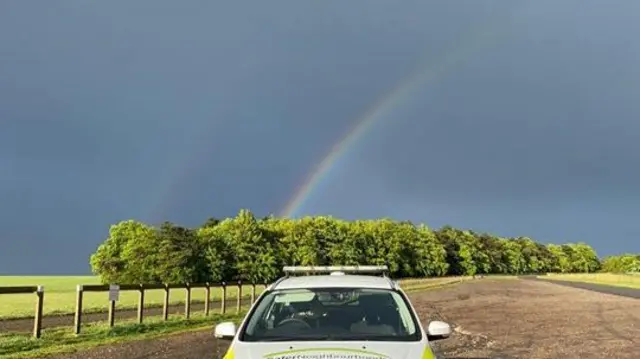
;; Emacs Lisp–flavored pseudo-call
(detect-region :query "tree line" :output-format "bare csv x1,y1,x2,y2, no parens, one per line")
89,209,638,285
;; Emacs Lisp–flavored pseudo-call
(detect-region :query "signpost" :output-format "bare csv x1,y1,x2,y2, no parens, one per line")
108,284,119,327
108,284,120,301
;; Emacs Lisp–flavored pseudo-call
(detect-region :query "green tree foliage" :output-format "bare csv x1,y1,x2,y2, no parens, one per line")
600,254,640,273
197,225,235,282
90,221,210,284
223,209,278,284
201,217,221,228
151,222,210,284
89,220,156,284
89,210,636,284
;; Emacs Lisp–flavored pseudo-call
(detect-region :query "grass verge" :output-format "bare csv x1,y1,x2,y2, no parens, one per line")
0,312,246,359
541,273,640,289
401,276,473,293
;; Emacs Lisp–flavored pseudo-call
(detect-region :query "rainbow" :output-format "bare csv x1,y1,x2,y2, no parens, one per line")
279,24,504,218
146,11,514,222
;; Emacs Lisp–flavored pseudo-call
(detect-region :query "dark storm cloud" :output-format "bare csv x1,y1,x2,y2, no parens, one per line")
270,1,640,255
363,0,640,204
0,0,638,273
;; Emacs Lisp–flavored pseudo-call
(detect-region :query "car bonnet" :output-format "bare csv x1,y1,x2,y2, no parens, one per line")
223,341,437,359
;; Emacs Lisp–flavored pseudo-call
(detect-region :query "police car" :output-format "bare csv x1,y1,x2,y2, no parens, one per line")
214,265,452,359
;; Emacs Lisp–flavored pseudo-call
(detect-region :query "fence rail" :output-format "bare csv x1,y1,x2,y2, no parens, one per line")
0,286,40,294
0,285,44,337
0,281,266,338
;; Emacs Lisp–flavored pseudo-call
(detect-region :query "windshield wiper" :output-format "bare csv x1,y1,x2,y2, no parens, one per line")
258,334,335,342
327,333,403,340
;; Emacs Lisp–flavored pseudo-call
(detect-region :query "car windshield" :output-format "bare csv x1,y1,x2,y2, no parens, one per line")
240,287,421,342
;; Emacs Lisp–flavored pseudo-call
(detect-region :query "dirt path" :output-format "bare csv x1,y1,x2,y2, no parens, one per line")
423,279,640,359
22,279,640,359
34,330,221,359
0,298,253,333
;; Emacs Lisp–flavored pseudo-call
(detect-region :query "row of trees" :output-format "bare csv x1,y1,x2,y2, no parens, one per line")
89,209,637,284
600,254,640,273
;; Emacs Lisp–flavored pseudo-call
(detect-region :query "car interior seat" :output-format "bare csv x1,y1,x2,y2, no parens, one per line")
350,294,397,335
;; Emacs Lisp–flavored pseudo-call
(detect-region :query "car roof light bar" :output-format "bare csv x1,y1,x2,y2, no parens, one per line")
282,265,389,276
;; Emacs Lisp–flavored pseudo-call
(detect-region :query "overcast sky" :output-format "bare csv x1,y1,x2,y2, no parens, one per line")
1,1,639,274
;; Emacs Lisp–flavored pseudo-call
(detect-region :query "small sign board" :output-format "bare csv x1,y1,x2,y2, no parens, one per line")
108,284,120,301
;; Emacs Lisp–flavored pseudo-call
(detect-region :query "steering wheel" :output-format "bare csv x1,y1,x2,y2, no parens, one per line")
276,317,312,329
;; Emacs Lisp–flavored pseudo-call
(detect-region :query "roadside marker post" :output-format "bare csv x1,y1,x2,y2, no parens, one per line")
108,284,119,327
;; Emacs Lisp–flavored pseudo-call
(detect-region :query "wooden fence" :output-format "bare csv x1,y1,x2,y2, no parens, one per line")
0,286,44,338
0,281,267,338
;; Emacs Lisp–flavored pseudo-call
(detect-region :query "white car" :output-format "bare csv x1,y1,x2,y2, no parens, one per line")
214,265,452,359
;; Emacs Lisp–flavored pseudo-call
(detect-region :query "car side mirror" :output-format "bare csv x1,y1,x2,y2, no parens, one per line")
427,320,451,341
214,322,237,340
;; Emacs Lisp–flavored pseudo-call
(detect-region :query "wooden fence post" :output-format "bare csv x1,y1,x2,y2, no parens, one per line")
204,283,210,316
251,283,256,304
108,299,116,328
162,284,170,321
221,282,226,314
184,283,191,319
74,285,83,335
33,286,44,338
236,280,242,313
137,284,145,324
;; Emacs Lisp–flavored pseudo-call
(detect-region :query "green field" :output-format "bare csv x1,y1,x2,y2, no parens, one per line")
541,273,640,289
0,276,473,319
0,276,261,319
